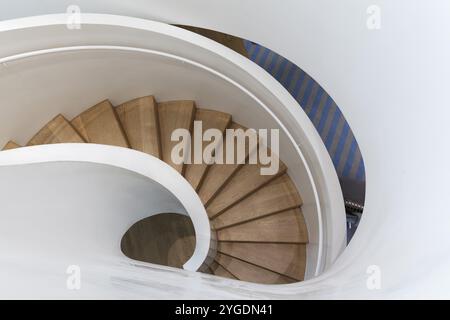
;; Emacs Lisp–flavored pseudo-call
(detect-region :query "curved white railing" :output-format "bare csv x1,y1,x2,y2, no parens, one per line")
0,10,361,298
0,13,347,279
0,144,212,271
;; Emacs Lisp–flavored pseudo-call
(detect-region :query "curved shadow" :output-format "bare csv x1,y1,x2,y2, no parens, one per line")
121,213,196,268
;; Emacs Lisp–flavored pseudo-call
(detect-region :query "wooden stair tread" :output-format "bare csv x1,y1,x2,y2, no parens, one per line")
2,141,20,150
206,157,287,218
71,100,129,147
197,122,254,205
217,208,308,243
215,253,294,284
210,261,237,280
212,174,302,229
217,242,306,281
121,213,195,269
184,109,232,190
27,114,84,146
116,96,161,158
158,100,196,174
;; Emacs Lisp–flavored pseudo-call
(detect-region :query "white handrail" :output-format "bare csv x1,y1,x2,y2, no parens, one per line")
0,144,211,271
0,14,346,277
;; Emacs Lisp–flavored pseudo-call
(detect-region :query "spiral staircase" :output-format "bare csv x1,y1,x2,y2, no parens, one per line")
0,1,448,299
3,96,308,284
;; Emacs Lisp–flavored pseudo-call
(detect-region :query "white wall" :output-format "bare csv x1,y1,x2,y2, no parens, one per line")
1,0,447,298
0,160,186,298
159,0,450,298
0,161,187,257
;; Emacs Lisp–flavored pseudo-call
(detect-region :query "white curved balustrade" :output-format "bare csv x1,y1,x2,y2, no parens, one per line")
0,144,212,272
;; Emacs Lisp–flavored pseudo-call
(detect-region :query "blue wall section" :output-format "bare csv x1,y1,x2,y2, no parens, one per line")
244,40,365,183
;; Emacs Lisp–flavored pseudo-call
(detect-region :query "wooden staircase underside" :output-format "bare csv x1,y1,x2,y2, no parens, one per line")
2,95,309,284
121,213,196,269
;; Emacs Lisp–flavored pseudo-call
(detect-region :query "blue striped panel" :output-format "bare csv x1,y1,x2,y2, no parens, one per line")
243,40,365,182
250,44,261,61
342,139,358,177
274,58,288,80
332,123,350,168
282,63,297,87
258,48,270,66
299,77,314,106
292,71,307,101
267,54,280,74
316,96,334,134
324,109,341,149
307,88,324,120
356,158,366,181
288,69,302,92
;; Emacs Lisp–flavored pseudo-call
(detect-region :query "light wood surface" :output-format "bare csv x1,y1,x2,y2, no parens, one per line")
116,95,161,158
197,122,253,205
212,174,302,229
2,141,20,150
215,253,294,284
218,242,306,280
121,213,196,269
206,158,287,218
27,114,84,146
158,100,196,174
184,109,231,190
217,208,308,243
71,100,129,147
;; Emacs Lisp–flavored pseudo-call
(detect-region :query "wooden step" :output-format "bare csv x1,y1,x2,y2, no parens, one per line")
197,122,255,205
209,261,237,280
184,109,231,190
27,114,84,146
215,253,294,284
116,96,161,158
212,174,302,229
206,158,287,218
71,100,129,147
158,100,196,174
217,242,306,281
2,141,20,150
217,208,308,243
